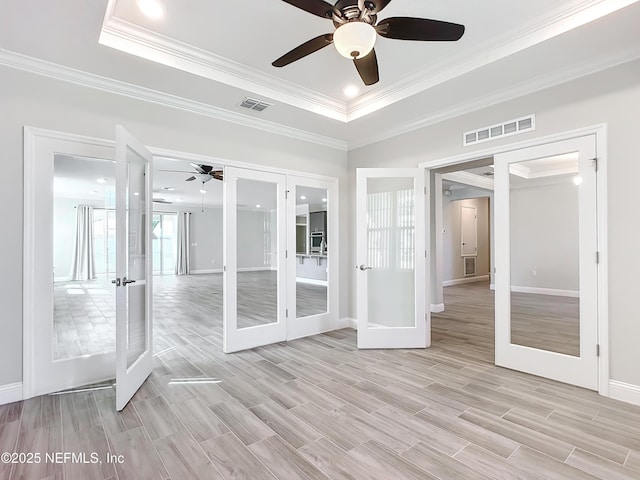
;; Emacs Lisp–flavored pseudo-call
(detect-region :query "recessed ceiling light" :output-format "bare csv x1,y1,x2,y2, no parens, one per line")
300,195,307,200
200,188,207,194
137,0,166,19
344,85,359,98
176,198,183,202
256,204,261,208
89,190,98,195
322,197,327,202
573,175,583,186
96,178,106,184
163,186,175,191
133,192,140,196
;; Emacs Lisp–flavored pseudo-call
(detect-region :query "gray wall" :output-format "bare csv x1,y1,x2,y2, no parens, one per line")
349,58,640,387
0,66,349,387
510,181,579,291
443,197,491,281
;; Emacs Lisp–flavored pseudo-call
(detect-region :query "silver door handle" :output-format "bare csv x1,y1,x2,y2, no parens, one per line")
359,264,372,271
112,278,121,287
122,277,136,285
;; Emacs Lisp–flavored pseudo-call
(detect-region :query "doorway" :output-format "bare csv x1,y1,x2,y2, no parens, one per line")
424,128,607,392
24,127,342,402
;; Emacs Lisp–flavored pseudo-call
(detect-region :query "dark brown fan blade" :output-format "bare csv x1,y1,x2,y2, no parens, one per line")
212,170,224,181
199,164,214,173
272,34,333,67
376,17,465,41
281,0,336,18
353,49,379,86
364,0,393,14
185,176,196,181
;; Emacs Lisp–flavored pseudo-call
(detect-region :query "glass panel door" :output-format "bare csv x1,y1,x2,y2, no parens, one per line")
223,167,286,352
286,176,339,340
494,135,598,389
115,125,153,411
356,168,427,349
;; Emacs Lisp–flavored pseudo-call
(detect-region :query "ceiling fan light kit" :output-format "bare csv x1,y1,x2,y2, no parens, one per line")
333,22,376,59
273,0,465,86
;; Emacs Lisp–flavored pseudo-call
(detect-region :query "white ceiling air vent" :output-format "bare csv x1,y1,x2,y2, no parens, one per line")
239,97,272,112
463,115,535,147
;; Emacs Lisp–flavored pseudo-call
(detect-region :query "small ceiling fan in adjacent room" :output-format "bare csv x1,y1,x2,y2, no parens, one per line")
273,0,465,85
159,163,223,183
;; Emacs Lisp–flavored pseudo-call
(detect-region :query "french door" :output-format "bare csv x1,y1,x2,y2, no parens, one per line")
114,126,154,410
24,126,153,407
355,168,428,349
494,135,598,389
223,167,287,353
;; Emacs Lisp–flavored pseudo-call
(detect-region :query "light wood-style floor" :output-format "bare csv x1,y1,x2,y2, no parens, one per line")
53,272,327,359
4,282,640,479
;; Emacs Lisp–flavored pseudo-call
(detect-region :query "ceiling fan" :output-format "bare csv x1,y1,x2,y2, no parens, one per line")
159,163,223,183
273,0,465,86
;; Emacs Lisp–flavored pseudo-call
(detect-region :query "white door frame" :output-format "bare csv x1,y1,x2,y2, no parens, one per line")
419,124,609,396
23,127,344,400
23,127,117,399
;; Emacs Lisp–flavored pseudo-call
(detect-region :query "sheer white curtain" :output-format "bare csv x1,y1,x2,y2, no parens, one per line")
69,205,96,280
176,212,191,275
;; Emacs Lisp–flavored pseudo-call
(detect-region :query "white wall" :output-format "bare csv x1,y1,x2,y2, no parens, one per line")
348,58,640,387
0,66,349,387
510,181,579,291
443,196,490,282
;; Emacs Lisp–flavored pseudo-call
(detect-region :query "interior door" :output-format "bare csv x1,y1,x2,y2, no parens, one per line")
461,205,477,256
494,135,598,389
223,167,287,353
356,168,427,349
115,125,153,410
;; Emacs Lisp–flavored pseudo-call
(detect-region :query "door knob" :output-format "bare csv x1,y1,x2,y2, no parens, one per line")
111,278,121,287
122,277,136,285
359,264,372,271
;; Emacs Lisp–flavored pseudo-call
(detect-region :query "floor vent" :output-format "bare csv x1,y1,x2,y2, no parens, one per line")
463,115,535,147
239,97,272,112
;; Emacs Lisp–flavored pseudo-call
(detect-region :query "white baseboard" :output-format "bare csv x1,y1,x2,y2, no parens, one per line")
431,303,445,313
296,277,328,286
190,269,223,275
490,283,495,291
0,382,23,405
511,286,579,298
608,380,640,407
237,267,274,272
54,276,71,282
443,275,490,287
342,317,357,330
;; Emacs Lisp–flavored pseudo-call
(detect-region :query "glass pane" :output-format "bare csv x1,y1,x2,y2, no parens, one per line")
509,155,580,356
162,213,177,275
236,178,278,329
295,186,328,318
52,154,116,360
366,177,416,328
126,146,147,367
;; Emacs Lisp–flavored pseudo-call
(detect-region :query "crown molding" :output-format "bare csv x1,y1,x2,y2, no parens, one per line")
347,47,640,150
0,49,348,151
346,0,640,121
443,172,494,191
100,2,347,122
